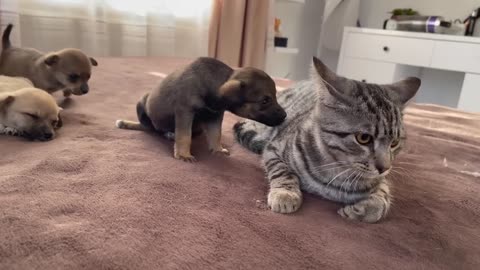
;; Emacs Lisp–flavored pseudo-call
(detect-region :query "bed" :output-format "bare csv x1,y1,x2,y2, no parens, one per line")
1,57,479,270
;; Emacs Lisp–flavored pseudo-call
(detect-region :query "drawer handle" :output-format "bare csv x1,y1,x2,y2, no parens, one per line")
383,46,389,52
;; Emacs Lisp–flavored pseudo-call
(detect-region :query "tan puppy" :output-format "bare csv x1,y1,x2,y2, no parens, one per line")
0,76,62,141
116,57,286,162
0,24,98,97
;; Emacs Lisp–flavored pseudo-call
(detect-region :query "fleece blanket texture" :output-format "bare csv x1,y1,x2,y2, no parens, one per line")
1,57,479,270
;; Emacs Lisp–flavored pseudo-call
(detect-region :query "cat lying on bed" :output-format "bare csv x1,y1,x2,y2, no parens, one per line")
234,57,420,223
0,76,62,141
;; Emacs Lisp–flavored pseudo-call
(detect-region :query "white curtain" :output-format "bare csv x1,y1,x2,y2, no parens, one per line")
0,0,213,57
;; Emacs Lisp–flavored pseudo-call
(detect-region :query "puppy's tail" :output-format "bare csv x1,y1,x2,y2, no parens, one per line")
116,93,154,132
115,120,149,131
2,24,13,50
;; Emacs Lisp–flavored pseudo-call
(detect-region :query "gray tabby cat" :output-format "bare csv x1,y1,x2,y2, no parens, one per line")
234,57,420,223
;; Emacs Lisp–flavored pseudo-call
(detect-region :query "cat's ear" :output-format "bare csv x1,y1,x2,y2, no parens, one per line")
388,77,421,107
312,56,337,83
312,57,352,103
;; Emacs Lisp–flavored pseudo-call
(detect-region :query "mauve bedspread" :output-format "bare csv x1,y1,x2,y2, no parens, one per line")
1,58,479,270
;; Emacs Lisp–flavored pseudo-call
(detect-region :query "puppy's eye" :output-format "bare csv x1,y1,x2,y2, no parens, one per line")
261,96,271,105
52,120,58,127
355,133,372,145
68,74,80,83
24,113,39,120
391,139,400,148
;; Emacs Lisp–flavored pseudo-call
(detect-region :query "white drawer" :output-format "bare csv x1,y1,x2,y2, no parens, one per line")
338,57,396,84
344,33,434,67
431,41,480,74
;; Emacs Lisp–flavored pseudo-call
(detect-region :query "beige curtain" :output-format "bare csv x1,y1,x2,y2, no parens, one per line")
208,0,270,69
0,0,212,57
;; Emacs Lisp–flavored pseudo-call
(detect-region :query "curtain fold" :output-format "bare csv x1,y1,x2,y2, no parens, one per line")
0,0,213,57
208,0,270,68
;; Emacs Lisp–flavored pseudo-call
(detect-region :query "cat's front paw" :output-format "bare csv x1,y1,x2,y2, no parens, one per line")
268,188,302,214
338,197,388,223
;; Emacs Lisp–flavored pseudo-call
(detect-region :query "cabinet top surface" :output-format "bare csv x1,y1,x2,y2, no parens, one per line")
344,27,480,44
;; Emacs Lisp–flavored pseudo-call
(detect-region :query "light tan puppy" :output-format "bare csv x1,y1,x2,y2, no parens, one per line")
0,76,62,141
0,24,98,97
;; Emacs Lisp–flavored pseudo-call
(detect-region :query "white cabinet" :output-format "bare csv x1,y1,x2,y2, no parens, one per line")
458,74,480,112
338,27,480,112
431,41,480,74
340,58,397,84
344,33,434,67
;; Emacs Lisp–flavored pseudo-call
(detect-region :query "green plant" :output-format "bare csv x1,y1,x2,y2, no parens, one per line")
390,8,419,17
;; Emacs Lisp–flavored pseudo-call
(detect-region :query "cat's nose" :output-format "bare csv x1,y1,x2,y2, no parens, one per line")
375,163,390,174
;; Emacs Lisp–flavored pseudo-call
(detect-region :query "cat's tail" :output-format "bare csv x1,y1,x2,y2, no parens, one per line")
233,120,269,155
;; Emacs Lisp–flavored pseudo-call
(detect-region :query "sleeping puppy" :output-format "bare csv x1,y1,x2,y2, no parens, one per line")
0,76,62,141
116,57,286,162
0,24,98,97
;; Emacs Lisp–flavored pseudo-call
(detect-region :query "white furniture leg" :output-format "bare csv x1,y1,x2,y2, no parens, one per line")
458,73,480,112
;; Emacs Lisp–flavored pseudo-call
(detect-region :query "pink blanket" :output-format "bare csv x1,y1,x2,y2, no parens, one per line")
1,57,479,270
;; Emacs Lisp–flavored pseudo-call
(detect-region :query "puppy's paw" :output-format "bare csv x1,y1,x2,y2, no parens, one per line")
174,152,196,163
268,188,302,214
63,90,72,98
3,127,21,136
163,132,175,141
338,198,387,223
210,147,230,156
115,120,125,129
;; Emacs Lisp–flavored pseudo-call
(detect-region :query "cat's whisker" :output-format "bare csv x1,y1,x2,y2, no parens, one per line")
395,161,419,166
309,165,352,174
310,161,349,169
340,170,356,192
353,172,363,191
390,168,412,183
326,168,351,188
394,166,415,180
347,171,361,191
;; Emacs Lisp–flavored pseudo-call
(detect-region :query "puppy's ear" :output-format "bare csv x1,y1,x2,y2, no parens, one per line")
0,95,15,110
219,79,243,98
44,54,60,66
89,57,98,66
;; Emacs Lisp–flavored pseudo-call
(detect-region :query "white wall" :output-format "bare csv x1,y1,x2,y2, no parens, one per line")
266,0,325,81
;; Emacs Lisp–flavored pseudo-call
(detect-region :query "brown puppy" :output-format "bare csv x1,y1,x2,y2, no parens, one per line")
116,57,286,162
0,24,98,97
0,79,62,141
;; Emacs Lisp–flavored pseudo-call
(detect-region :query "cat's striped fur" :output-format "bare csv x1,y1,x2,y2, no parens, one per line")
234,58,420,222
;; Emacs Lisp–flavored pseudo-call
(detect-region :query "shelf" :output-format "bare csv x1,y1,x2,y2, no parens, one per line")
273,47,299,54
277,0,305,4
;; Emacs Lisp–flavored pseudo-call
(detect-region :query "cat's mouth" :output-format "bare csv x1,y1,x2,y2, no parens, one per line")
353,165,391,179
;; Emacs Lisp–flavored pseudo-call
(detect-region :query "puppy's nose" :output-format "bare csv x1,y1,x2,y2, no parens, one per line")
80,83,89,94
278,109,287,120
43,132,53,140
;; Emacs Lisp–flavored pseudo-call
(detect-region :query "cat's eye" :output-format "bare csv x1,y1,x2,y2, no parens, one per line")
68,73,80,83
24,113,39,120
355,133,372,145
391,139,400,148
261,96,271,105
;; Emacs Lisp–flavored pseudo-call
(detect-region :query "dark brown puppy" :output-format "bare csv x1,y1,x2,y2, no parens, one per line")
116,57,286,162
0,24,97,97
